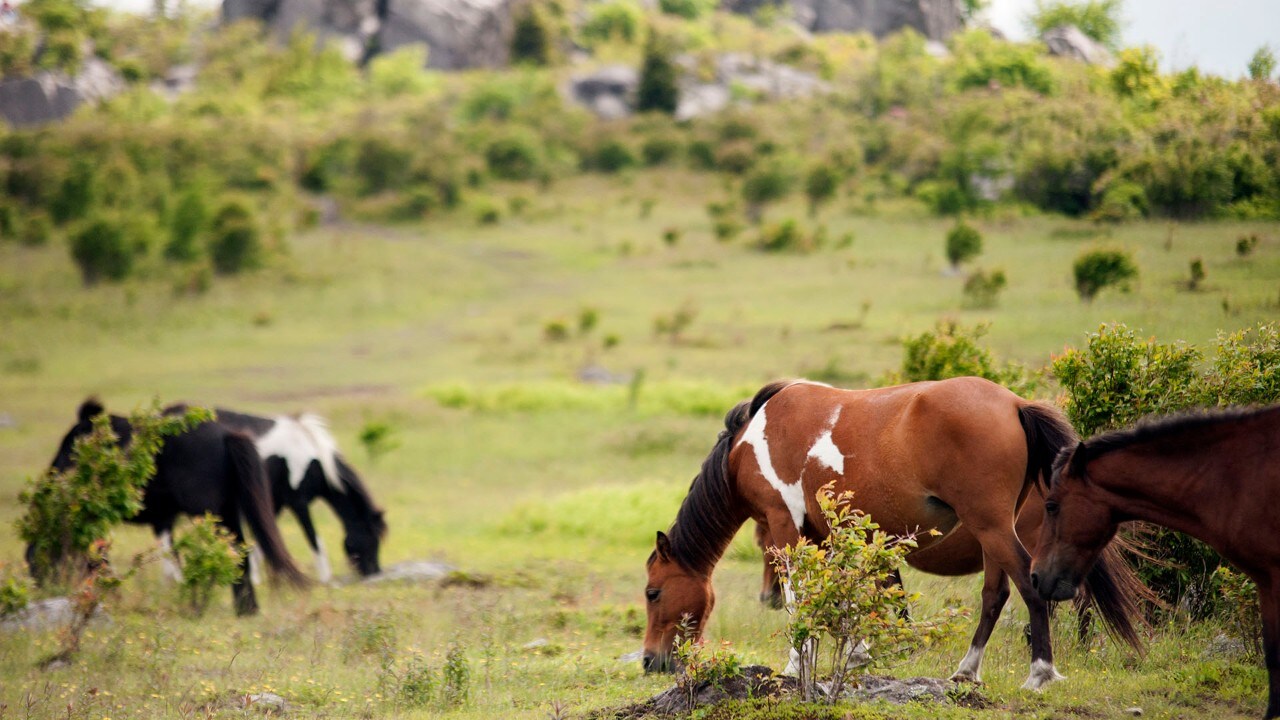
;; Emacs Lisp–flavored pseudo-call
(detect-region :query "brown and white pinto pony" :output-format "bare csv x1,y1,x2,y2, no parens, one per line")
1032,404,1280,719
643,377,1146,689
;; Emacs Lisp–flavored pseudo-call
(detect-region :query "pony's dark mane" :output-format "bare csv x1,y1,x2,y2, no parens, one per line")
654,381,793,576
1064,404,1280,480
336,457,387,539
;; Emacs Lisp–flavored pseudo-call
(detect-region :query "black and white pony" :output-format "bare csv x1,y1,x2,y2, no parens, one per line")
214,409,386,582
41,400,309,615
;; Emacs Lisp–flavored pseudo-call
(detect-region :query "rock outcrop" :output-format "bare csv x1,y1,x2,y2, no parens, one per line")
1041,24,1113,66
222,0,522,69
721,0,963,41
0,56,125,128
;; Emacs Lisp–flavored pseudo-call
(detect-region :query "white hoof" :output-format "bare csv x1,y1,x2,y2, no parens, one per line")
784,647,801,676
1021,660,1065,691
950,670,982,684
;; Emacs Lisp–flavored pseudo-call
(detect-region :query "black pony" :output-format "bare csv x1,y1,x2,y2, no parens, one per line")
44,399,309,615
215,409,386,580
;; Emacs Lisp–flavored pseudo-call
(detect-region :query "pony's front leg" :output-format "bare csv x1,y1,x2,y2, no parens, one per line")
156,527,182,583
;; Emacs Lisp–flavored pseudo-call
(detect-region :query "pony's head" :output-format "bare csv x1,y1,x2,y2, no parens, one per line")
1031,442,1118,602
49,398,115,471
641,531,714,673
342,507,386,576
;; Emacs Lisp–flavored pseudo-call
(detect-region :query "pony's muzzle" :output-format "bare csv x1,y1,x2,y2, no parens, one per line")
1030,571,1078,602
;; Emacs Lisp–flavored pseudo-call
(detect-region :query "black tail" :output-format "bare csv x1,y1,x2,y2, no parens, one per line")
224,432,309,588
1018,402,1150,652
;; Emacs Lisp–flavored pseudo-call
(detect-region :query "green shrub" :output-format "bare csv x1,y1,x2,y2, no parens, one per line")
949,30,1055,95
355,137,413,195
637,34,679,115
473,196,502,225
1110,46,1166,100
581,1,643,47
172,514,245,616
19,403,209,587
166,189,207,262
358,420,400,465
1187,257,1206,291
209,198,262,275
1091,180,1148,223
1213,566,1261,660
1204,323,1280,407
776,486,962,702
944,220,982,270
1027,0,1122,49
511,5,553,66
641,134,681,166
658,0,714,19
584,138,637,173
1072,247,1137,302
962,268,1007,308
674,627,742,707
20,210,52,247
742,162,795,223
0,563,31,616
51,158,99,225
804,162,840,217
755,218,818,253
441,643,470,707
368,46,439,98
1236,234,1260,257
485,132,544,181
70,215,135,285
894,320,1039,397
1247,45,1276,82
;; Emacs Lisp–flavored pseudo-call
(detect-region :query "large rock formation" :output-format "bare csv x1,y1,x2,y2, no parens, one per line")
222,0,522,69
721,0,963,41
0,56,125,128
1041,24,1113,66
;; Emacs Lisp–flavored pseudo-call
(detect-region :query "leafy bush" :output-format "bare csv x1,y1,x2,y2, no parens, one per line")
1212,566,1261,660
641,134,681,166
359,420,401,465
20,210,52,247
1072,248,1137,302
166,188,207,262
441,643,471,707
511,5,553,66
581,0,643,47
18,403,209,587
1110,46,1167,101
944,220,982,270
356,137,413,195
1187,257,1206,291
1203,323,1280,407
962,268,1007,308
368,46,439,97
584,138,637,174
209,198,262,275
674,626,742,707
1247,45,1276,82
70,215,135,285
0,563,31,616
948,30,1055,95
659,0,715,20
1026,0,1122,49
755,218,820,253
893,321,1039,397
172,514,245,616
742,162,796,223
485,132,544,181
637,34,679,115
1091,180,1148,223
1236,234,1260,257
775,486,962,702
804,162,840,217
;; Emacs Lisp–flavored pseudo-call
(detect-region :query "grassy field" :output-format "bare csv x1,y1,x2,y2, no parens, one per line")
1,170,1277,718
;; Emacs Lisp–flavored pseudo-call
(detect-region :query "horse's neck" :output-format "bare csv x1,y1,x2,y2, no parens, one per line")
1090,445,1226,538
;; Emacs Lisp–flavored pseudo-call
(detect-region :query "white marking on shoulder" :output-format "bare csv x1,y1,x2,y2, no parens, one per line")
737,406,807,530
806,407,844,475
254,415,342,491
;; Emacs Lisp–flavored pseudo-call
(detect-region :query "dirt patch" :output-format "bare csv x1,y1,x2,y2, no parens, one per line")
592,666,983,719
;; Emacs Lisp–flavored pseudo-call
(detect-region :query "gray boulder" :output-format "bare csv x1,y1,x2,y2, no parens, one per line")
0,597,109,634
676,52,830,120
1041,24,1113,66
722,0,963,41
0,56,124,128
380,0,522,70
570,65,638,120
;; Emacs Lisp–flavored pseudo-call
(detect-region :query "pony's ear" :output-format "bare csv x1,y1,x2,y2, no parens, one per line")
1068,441,1089,479
655,531,672,561
78,397,105,423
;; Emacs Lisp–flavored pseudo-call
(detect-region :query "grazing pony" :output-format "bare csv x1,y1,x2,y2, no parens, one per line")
1032,404,1280,719
42,400,308,615
215,409,386,581
643,378,1146,690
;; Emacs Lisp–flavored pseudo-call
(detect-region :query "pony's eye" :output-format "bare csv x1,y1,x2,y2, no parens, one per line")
1045,501,1059,515
645,588,660,603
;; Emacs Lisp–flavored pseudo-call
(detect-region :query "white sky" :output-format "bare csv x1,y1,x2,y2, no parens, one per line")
68,0,1280,79
987,0,1279,78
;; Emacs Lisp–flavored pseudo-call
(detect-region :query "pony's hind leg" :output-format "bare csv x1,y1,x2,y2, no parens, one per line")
983,533,1062,690
156,526,182,583
950,561,1009,684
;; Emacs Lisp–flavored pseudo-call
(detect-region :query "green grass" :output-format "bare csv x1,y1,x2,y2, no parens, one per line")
1,170,1276,718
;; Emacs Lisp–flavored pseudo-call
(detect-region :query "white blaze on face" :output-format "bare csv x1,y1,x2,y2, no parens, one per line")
737,406,808,530
254,414,342,491
805,407,844,475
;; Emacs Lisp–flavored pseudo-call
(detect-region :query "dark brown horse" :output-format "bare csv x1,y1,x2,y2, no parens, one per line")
1032,404,1280,719
643,378,1145,689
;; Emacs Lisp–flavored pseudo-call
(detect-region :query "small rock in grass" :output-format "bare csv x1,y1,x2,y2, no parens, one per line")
1124,707,1143,716
618,650,643,663
246,692,289,713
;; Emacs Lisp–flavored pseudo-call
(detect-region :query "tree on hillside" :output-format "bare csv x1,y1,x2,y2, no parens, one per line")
1026,0,1123,49
637,34,679,115
1249,45,1277,82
